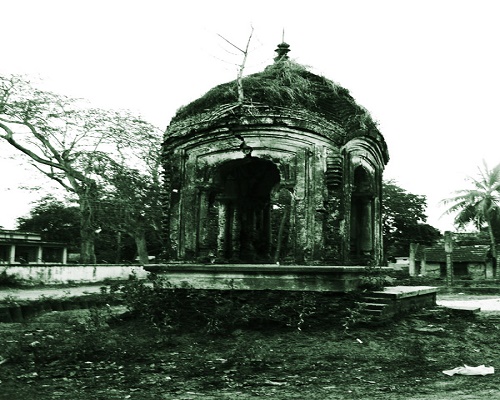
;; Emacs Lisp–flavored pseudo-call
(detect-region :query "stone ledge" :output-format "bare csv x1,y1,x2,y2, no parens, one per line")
146,264,372,274
371,286,439,299
144,264,383,292
442,305,481,315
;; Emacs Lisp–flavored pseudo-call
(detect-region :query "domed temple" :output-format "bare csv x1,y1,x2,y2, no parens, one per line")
162,43,389,266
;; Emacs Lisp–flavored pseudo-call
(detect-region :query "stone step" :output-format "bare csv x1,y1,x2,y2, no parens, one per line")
442,305,480,317
480,314,500,322
361,296,393,304
362,302,388,310
370,286,438,299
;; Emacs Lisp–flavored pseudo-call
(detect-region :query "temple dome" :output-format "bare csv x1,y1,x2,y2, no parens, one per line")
162,44,390,265
167,49,388,164
167,49,388,162
174,60,368,127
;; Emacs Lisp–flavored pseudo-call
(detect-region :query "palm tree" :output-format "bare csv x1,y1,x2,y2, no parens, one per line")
442,161,500,277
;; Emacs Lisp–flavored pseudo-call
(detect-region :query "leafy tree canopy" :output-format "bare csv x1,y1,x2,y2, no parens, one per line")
442,161,500,235
442,161,500,276
16,195,156,263
383,180,441,258
16,195,80,249
0,74,162,263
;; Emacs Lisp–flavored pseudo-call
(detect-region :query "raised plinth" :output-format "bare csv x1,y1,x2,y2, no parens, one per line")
360,286,439,319
144,264,375,292
371,286,439,299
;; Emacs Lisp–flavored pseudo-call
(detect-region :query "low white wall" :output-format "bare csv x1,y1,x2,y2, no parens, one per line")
2,264,149,285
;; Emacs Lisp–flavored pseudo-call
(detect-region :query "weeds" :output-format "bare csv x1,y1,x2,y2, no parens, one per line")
0,270,20,287
2,287,499,399
341,301,368,334
118,276,347,335
358,263,394,291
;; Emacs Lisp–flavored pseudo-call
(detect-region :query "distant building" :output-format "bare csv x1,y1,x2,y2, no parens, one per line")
162,43,389,265
415,243,497,279
388,257,410,270
0,229,67,264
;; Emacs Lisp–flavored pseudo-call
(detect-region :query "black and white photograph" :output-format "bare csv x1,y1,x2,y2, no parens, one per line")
0,1,499,399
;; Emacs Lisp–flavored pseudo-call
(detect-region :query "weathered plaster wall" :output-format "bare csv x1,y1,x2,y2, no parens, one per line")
145,264,366,292
3,265,149,285
164,102,388,266
166,129,335,264
421,261,494,280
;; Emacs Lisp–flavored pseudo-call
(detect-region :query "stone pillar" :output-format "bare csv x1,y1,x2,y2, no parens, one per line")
294,149,308,262
420,247,427,276
217,202,228,258
373,189,383,266
409,243,418,276
263,205,271,257
36,246,43,263
62,247,68,264
198,190,210,253
9,245,15,264
360,199,373,254
444,231,453,286
231,205,241,258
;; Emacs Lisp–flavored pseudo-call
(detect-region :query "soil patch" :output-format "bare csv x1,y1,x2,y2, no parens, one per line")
0,297,499,399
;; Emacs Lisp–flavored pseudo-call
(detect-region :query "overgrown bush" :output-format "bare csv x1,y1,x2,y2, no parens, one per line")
0,270,20,287
117,276,350,335
358,264,395,291
1,305,153,370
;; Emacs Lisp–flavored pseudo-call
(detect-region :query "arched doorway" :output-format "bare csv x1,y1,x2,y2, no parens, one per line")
215,157,280,262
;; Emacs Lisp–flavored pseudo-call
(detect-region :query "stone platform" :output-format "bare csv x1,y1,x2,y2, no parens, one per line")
145,264,375,292
145,265,439,320
360,286,439,319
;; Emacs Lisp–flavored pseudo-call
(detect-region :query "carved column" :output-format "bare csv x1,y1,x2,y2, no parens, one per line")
231,205,241,258
197,189,210,256
217,202,228,259
9,245,15,264
36,246,43,263
360,198,373,254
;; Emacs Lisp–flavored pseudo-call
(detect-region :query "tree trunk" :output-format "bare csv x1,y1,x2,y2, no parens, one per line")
79,191,96,264
115,231,122,264
80,236,96,264
134,232,150,264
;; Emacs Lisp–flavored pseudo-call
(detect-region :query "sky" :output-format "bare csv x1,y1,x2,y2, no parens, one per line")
1,0,499,232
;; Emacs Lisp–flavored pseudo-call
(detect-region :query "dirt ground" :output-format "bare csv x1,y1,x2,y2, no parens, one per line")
0,289,499,400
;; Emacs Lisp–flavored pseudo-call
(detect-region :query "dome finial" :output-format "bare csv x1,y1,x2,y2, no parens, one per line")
274,29,290,62
274,42,290,62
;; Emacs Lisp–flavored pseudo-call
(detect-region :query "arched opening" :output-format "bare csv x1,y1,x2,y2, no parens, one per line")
350,166,375,262
215,157,281,262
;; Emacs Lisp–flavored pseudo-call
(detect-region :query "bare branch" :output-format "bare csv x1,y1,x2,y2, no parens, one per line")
236,26,254,104
217,33,245,54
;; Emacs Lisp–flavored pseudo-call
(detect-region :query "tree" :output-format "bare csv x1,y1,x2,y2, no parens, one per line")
96,161,163,264
16,196,140,263
442,161,500,276
382,180,441,259
0,74,161,263
217,26,254,104
16,195,80,250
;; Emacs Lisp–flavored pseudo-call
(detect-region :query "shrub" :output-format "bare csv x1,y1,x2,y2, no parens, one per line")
118,276,349,335
0,271,20,287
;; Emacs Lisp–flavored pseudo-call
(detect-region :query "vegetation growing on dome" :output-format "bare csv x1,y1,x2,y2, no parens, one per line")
172,60,378,132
